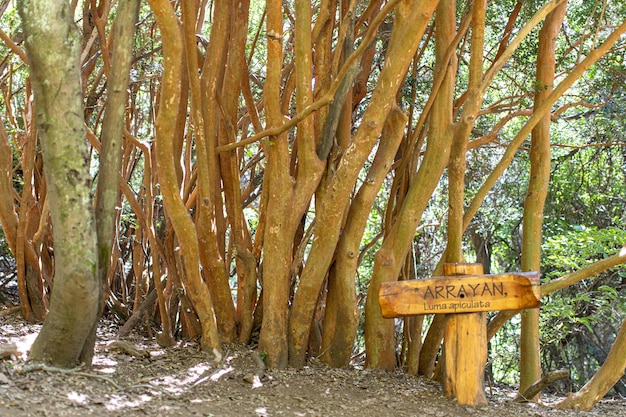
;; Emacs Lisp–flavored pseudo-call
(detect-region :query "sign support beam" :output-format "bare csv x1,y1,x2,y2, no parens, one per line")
442,263,487,405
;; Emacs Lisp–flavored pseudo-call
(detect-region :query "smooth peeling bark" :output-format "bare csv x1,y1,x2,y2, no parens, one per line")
365,0,451,371
419,4,485,374
293,0,318,171
257,0,326,367
320,107,407,367
400,7,467,374
447,0,485,264
310,0,336,137
147,0,221,354
19,0,100,367
317,2,356,365
216,0,256,344
285,0,326,368
289,0,440,368
257,0,303,369
440,2,486,402
258,200,299,368
16,112,46,321
189,0,238,343
0,122,18,255
519,1,567,395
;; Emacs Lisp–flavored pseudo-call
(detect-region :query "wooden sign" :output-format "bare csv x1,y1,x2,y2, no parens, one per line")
379,271,540,318
378,263,541,407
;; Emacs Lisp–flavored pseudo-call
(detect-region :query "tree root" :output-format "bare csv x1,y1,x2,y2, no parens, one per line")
515,369,569,402
20,363,122,390
0,306,21,316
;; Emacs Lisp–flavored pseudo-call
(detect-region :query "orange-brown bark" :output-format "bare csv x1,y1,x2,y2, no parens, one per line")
258,0,305,368
217,0,257,345
147,0,221,354
519,1,567,394
355,0,442,371
366,0,450,372
320,106,407,367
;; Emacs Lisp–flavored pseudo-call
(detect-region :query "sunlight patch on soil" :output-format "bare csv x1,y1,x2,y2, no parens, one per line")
152,361,213,394
1,324,38,360
254,406,269,416
92,355,118,374
208,365,233,381
105,393,153,411
66,391,88,405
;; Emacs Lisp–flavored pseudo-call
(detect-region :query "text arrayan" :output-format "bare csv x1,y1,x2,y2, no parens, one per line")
422,282,505,300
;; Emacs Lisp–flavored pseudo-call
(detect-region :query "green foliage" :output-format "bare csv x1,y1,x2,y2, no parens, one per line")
489,316,522,385
539,226,626,390
542,226,626,275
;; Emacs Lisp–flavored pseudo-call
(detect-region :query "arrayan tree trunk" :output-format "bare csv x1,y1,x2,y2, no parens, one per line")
194,0,238,343
258,0,324,368
19,0,100,367
441,0,487,405
320,106,407,367
415,1,462,375
519,1,567,395
416,0,489,378
363,0,443,371
147,0,221,355
0,120,46,323
215,0,256,346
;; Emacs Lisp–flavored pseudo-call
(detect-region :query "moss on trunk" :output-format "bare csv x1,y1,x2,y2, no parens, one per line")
19,0,100,367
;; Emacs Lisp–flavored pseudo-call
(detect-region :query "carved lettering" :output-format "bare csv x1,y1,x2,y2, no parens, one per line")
423,300,492,312
482,283,493,296
378,272,541,317
493,282,504,296
424,286,435,299
448,300,491,312
446,285,455,298
468,283,480,295
423,303,448,311
421,282,507,300
435,285,445,299
457,285,469,299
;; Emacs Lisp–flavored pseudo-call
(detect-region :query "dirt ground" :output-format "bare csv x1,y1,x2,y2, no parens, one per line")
1,312,626,417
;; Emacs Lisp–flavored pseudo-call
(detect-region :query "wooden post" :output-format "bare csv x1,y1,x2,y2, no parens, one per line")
442,263,487,405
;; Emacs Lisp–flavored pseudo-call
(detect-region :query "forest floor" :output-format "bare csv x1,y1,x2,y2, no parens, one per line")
1,308,626,417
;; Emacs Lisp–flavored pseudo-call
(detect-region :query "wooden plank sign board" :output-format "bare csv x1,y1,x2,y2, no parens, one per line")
379,272,540,318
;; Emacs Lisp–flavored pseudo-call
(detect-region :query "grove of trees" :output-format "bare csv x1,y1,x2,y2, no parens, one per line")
1,0,625,411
